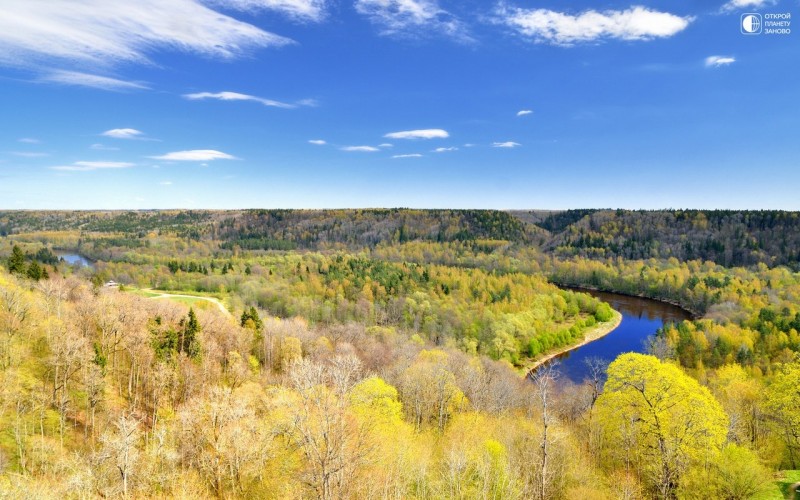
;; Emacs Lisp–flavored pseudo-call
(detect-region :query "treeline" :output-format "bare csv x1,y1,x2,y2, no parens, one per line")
213,208,538,250
0,210,214,239
532,209,800,268
5,209,800,269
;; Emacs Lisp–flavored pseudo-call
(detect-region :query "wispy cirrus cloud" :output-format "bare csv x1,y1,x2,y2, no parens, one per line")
341,146,380,152
705,55,736,67
51,161,135,172
722,0,776,11
206,0,330,22
183,91,297,109
496,5,692,45
385,129,449,140
392,153,423,158
517,109,533,116
18,138,40,144
308,139,327,145
149,150,238,161
493,141,521,148
0,1,291,77
39,70,148,91
102,128,145,140
433,147,458,152
354,0,470,40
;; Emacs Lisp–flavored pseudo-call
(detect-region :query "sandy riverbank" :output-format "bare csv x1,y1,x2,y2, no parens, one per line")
525,309,624,374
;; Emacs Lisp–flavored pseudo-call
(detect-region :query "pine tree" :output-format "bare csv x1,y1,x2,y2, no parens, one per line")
181,308,201,358
26,260,43,280
7,245,26,275
240,306,263,331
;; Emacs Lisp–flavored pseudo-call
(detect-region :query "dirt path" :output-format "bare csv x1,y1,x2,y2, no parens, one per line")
146,291,232,318
526,310,623,374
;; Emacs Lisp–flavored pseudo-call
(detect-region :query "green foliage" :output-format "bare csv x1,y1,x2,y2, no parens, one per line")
6,245,25,274
240,306,263,331
597,353,728,497
594,302,614,322
182,308,201,358
349,376,403,423
763,358,800,469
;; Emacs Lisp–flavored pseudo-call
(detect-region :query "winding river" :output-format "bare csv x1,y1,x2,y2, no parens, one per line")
552,290,692,383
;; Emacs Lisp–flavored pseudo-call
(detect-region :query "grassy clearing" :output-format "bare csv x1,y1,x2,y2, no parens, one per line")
125,288,161,298
755,470,800,500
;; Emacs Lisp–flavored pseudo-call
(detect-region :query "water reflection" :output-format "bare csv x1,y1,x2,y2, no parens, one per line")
55,252,94,269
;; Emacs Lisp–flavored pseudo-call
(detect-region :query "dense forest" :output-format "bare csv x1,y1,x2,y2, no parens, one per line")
516,209,800,269
3,208,799,268
1,208,799,499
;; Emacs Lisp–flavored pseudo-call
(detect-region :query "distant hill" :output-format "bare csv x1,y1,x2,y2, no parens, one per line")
0,208,542,248
3,208,799,268
214,209,541,249
511,209,800,268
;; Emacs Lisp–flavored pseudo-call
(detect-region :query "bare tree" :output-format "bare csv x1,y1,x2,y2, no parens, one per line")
530,362,559,500
0,285,30,369
96,414,141,497
288,355,371,499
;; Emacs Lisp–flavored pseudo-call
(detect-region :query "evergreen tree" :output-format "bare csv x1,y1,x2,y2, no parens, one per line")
7,245,26,275
180,308,201,358
26,260,43,280
240,306,263,331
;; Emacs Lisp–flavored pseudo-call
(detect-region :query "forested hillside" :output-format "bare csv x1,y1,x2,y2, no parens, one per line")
517,209,800,268
4,208,799,268
0,209,539,249
2,209,800,499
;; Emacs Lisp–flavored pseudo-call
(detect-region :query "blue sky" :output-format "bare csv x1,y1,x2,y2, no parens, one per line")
0,0,797,210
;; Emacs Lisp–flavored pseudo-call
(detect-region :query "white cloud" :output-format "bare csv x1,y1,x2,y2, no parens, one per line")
102,128,145,140
308,139,327,145
341,146,380,152
385,128,449,140
722,0,776,11
497,6,692,45
205,0,329,21
18,138,40,144
393,154,423,158
90,143,120,151
184,91,295,109
39,70,148,91
12,152,49,158
705,55,736,67
492,141,521,148
379,143,393,148
149,150,238,161
159,181,173,185
51,161,135,171
517,109,533,116
0,1,290,70
354,0,469,40
433,147,458,152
